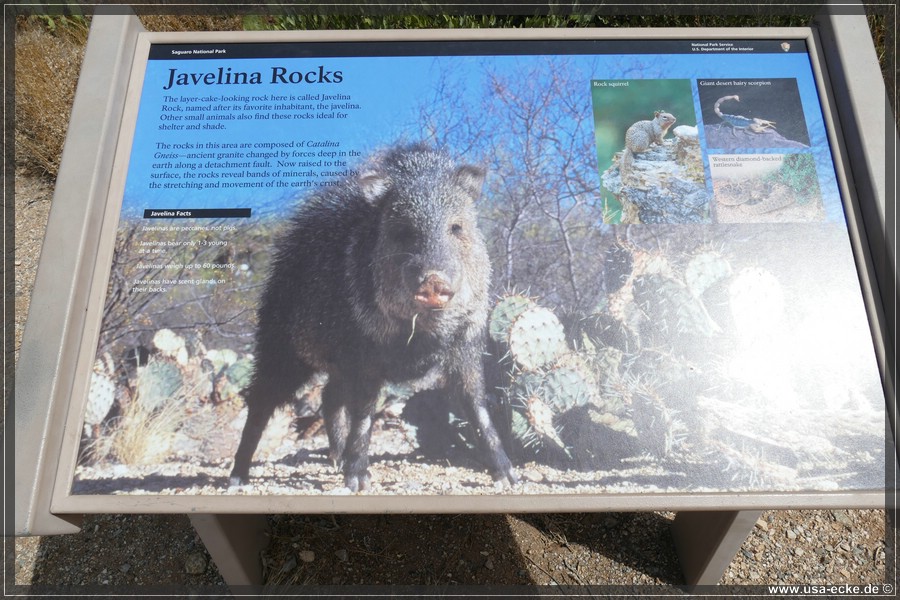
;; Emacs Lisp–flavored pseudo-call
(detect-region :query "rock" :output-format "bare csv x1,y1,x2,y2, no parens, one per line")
673,125,698,140
184,552,207,575
280,555,297,573
601,136,710,224
520,468,544,483
833,510,854,529
299,550,315,563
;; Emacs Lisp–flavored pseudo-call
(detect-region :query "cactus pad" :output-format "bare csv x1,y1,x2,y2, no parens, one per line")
153,328,188,365
633,274,720,340
728,266,785,338
523,394,568,453
85,359,116,433
507,306,568,371
136,358,184,412
508,363,596,456
225,358,254,388
206,348,239,371
630,383,686,458
538,364,596,413
509,376,568,455
685,251,732,297
489,294,536,343
510,409,541,451
603,243,634,294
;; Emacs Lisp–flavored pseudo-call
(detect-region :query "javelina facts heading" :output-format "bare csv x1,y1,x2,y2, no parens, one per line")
230,143,518,491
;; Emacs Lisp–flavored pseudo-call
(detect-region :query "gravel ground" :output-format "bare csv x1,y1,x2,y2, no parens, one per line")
9,18,895,596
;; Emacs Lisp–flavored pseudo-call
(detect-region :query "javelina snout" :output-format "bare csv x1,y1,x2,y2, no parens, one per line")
414,271,455,310
229,143,518,492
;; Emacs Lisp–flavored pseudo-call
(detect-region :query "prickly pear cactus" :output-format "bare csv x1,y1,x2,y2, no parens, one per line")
507,306,568,371
85,356,116,436
153,328,188,365
213,356,254,403
590,346,625,389
603,243,634,294
507,362,596,457
632,274,720,342
136,358,184,412
570,311,639,355
685,251,732,298
523,394,569,454
538,364,596,413
510,409,542,453
728,266,785,339
489,293,535,343
633,250,675,278
509,378,568,456
225,358,254,388
205,348,239,371
630,382,686,459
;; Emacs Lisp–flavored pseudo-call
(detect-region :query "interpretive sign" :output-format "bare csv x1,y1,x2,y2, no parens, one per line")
62,32,885,500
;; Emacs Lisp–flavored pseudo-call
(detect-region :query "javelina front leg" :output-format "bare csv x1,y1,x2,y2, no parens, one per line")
450,362,518,486
321,373,381,492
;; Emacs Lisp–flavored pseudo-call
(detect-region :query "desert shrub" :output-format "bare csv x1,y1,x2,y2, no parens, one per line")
14,26,86,176
107,394,189,465
83,389,189,466
138,14,244,32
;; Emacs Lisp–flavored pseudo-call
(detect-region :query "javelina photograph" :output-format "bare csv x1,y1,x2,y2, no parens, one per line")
229,143,518,492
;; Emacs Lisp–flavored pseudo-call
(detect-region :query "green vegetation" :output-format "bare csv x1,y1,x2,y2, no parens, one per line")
242,13,811,31
766,153,820,204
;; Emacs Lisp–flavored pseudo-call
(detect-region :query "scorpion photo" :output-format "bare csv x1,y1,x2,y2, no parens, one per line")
713,95,777,135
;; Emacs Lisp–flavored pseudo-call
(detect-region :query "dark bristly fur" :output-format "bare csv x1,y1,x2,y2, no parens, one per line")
230,143,518,491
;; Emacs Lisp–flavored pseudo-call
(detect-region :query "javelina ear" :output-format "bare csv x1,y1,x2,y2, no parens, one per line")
454,165,486,200
359,172,391,204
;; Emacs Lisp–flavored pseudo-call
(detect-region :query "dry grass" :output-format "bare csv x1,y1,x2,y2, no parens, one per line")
85,394,189,466
14,26,87,176
138,14,245,32
112,396,188,465
13,14,241,177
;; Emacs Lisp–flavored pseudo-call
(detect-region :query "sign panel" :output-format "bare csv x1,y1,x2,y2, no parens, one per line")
68,32,885,499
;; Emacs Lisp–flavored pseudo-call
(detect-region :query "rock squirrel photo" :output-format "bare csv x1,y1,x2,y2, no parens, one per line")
619,110,677,180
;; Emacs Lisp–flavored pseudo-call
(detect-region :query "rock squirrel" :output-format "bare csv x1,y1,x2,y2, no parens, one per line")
619,111,677,181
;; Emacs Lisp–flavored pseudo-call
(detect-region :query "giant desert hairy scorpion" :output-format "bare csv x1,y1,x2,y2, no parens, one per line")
714,95,777,135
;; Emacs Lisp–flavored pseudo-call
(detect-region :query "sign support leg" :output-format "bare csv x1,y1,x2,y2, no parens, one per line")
188,514,270,587
671,510,762,586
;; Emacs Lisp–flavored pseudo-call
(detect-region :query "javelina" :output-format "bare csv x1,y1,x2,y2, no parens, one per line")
230,143,518,491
